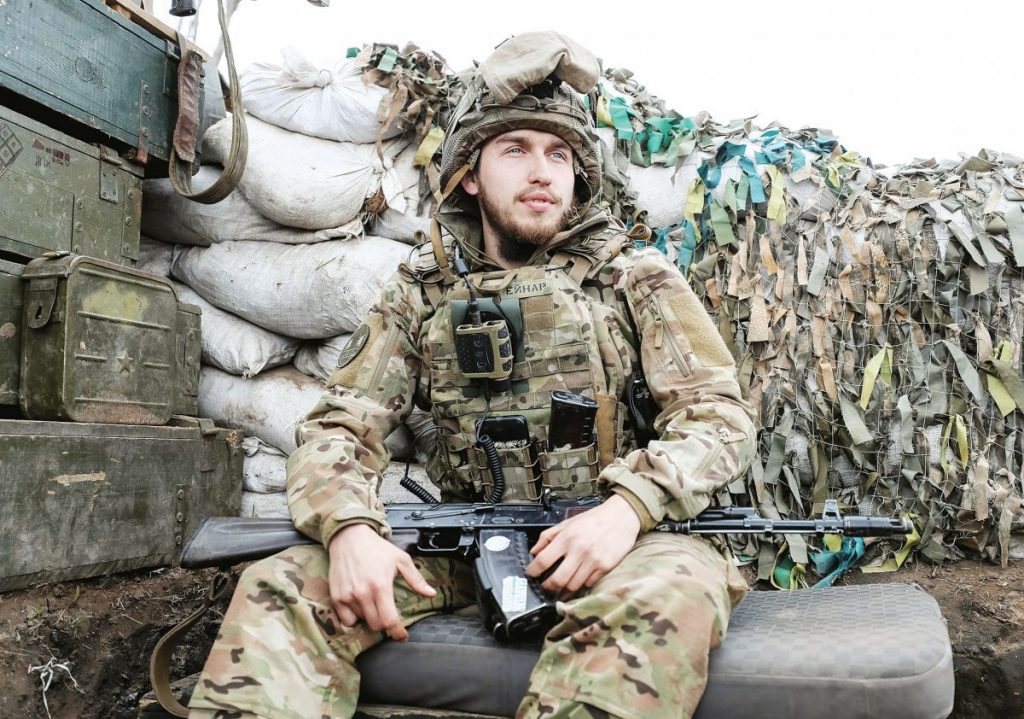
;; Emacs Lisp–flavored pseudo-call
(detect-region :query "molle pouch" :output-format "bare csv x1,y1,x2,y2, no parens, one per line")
539,443,599,499
471,443,540,502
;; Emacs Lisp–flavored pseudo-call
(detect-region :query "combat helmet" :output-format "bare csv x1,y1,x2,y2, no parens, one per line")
438,32,604,210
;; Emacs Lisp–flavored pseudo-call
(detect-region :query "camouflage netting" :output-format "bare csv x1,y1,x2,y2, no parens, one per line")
592,69,1024,573
143,41,1023,569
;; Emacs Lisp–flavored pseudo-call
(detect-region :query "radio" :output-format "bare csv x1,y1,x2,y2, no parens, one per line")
455,320,514,381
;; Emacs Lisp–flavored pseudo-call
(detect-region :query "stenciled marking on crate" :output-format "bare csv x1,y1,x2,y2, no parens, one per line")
0,123,24,179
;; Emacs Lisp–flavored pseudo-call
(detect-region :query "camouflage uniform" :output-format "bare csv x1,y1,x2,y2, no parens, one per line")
189,32,755,719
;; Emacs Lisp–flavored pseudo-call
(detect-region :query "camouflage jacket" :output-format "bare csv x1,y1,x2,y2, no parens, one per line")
286,210,757,546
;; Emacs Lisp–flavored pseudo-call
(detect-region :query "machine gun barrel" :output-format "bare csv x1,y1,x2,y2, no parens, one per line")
653,500,912,537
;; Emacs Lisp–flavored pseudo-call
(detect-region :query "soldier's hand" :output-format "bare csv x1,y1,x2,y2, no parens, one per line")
526,493,641,595
327,524,436,641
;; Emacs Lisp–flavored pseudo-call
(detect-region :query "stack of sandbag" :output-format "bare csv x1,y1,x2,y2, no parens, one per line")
596,68,1023,573
139,44,457,518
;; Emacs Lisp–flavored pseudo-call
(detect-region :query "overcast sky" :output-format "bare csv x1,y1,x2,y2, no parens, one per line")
159,0,1022,167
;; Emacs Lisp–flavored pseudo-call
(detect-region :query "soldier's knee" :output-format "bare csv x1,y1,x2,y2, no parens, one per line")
233,545,327,602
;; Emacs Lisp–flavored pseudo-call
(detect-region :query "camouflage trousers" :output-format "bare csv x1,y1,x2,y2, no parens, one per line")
188,533,747,719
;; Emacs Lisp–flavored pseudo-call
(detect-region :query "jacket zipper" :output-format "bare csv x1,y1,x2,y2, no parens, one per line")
369,324,402,392
647,294,692,376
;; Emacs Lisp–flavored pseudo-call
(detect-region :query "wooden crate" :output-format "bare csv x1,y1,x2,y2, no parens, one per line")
0,417,242,592
0,0,206,173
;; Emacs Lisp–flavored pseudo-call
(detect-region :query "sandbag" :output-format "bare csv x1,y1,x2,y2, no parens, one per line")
597,127,708,230
170,237,410,339
240,48,399,144
142,167,363,246
203,115,406,230
200,365,416,459
294,334,351,382
137,236,173,277
171,281,299,378
240,491,289,519
199,366,325,454
370,143,432,244
242,436,288,494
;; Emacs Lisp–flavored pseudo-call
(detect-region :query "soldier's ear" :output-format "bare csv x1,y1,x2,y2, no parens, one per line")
461,170,480,197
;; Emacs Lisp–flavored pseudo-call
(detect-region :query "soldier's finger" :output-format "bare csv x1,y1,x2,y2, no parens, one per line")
542,554,582,592
583,566,608,589
530,525,561,555
374,586,408,641
525,540,563,577
333,600,360,627
562,559,597,594
397,556,437,598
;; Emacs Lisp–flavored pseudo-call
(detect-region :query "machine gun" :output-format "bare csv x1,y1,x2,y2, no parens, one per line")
182,498,912,641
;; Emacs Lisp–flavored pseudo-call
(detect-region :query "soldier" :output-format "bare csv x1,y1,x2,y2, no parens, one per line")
188,32,755,719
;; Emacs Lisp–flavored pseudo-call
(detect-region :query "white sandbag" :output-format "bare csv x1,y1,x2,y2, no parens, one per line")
597,127,707,229
294,334,350,382
240,48,399,144
171,237,410,339
142,167,363,246
203,115,405,230
240,490,290,519
200,366,326,454
200,365,418,459
200,59,227,142
172,281,299,377
370,143,432,244
242,436,288,493
137,236,173,277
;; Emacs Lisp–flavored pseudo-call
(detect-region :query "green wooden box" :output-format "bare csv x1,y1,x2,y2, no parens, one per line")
0,416,243,592
0,260,22,405
19,255,201,423
0,104,142,265
0,0,204,172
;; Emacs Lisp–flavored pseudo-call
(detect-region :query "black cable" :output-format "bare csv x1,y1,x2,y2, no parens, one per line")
399,462,439,504
478,433,505,504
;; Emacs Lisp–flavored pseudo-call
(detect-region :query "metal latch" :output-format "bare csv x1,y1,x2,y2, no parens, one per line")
25,277,59,329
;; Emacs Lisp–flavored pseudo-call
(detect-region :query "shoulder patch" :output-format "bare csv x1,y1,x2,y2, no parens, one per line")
337,324,371,369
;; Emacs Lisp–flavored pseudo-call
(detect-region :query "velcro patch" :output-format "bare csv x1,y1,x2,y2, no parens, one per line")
337,324,371,369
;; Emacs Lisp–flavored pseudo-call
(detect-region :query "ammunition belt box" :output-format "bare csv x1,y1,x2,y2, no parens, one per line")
0,0,205,171
0,105,142,266
0,417,242,592
19,255,201,422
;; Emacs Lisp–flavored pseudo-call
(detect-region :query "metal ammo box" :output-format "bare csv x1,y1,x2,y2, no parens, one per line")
19,255,201,424
0,104,143,266
0,416,242,592
0,0,205,172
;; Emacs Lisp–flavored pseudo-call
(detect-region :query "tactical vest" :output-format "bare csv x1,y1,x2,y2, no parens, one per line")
410,234,639,503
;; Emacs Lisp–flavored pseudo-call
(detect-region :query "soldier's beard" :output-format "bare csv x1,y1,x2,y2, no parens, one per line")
477,187,576,263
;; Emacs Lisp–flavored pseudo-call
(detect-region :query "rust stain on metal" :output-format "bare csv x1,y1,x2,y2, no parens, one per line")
52,471,107,486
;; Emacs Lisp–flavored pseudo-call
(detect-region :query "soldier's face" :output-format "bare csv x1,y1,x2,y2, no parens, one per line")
461,129,577,260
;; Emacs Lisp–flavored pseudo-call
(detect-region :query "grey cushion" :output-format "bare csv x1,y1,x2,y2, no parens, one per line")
356,583,954,719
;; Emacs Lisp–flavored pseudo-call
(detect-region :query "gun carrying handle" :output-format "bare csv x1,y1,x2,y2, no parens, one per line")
149,570,233,716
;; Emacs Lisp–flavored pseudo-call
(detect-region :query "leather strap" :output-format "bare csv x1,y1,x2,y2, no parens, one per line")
169,0,247,204
149,571,233,716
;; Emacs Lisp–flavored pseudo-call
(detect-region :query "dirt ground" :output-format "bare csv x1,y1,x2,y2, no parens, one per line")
0,560,1021,719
